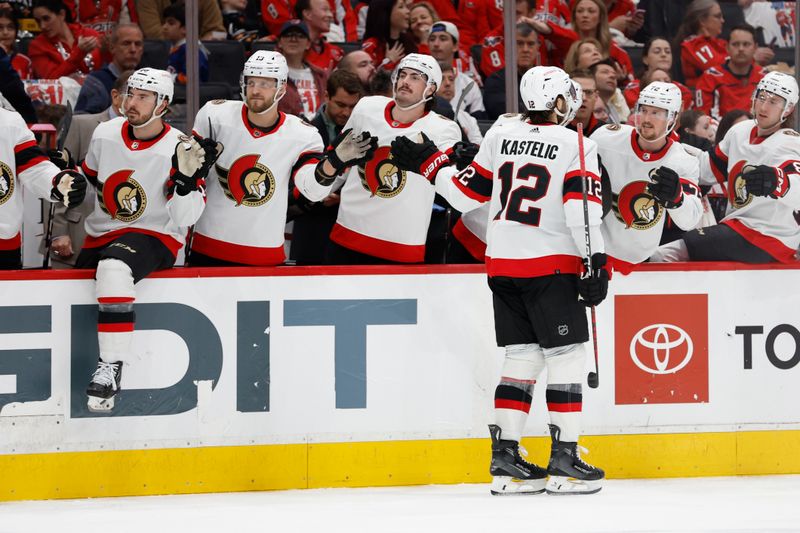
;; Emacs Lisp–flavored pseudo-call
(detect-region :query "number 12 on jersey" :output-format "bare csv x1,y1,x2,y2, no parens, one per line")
494,161,552,226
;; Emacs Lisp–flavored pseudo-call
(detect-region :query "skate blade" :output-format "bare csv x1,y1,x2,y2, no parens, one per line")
87,395,115,412
545,476,602,495
490,476,546,496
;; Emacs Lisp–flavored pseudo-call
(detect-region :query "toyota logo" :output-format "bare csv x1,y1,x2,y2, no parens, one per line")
629,324,693,375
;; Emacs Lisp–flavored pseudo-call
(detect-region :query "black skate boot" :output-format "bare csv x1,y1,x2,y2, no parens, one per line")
86,360,122,412
545,424,604,495
488,424,547,495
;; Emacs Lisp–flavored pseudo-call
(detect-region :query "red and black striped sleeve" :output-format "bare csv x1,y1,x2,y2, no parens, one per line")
291,150,325,181
709,144,729,186
452,161,493,203
563,169,602,205
14,139,48,174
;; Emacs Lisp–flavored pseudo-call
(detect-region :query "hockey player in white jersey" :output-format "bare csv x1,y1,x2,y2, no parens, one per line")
0,108,87,269
189,51,378,266
591,82,702,274
77,68,219,412
652,71,800,263
393,67,608,495
325,53,462,264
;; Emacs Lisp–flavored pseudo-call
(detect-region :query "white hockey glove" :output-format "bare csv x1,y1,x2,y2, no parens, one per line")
50,170,87,208
171,136,206,195
326,128,379,173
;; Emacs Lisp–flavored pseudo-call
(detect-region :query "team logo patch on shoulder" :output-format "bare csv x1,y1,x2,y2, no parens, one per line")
211,99,226,105
613,180,663,230
358,146,407,198
728,160,755,209
0,162,15,206
97,169,147,222
783,129,800,137
216,154,276,207
606,124,621,131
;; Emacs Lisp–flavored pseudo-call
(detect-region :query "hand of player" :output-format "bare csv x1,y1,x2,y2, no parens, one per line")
390,132,451,182
327,128,379,172
193,135,224,179
451,141,479,170
647,166,683,208
51,170,87,208
577,253,609,307
742,164,782,197
51,235,74,258
47,148,74,170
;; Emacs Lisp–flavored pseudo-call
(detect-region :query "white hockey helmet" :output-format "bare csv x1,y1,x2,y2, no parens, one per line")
753,71,799,121
391,53,442,110
123,67,174,128
564,79,583,125
240,50,289,106
519,66,571,112
634,81,682,139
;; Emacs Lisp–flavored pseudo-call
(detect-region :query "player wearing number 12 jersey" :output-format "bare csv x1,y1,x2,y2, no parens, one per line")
392,66,609,495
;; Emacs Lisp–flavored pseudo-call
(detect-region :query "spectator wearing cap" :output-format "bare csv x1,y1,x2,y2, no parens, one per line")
694,23,764,121
296,0,344,71
75,23,143,114
278,19,327,119
592,57,629,123
483,22,540,120
162,2,209,84
428,21,485,119
362,0,416,71
338,49,376,92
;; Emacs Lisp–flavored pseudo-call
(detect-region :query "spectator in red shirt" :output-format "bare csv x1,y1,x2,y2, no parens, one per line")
674,0,727,88
409,1,439,53
530,0,634,82
623,37,693,111
695,23,764,121
423,0,485,50
604,0,644,38
296,0,343,71
362,0,416,70
29,0,102,78
0,7,32,79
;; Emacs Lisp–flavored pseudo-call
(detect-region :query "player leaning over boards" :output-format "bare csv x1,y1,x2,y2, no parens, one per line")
78,68,220,412
188,51,377,266
391,66,609,495
652,71,800,264
591,82,703,275
324,53,462,264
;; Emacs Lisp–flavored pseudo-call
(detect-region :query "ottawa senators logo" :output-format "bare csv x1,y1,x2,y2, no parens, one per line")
215,154,276,207
357,145,406,198
0,162,14,206
97,169,146,222
613,180,663,230
728,160,754,209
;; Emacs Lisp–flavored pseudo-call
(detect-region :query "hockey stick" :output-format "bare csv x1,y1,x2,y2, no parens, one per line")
183,117,213,266
577,123,600,389
43,102,73,269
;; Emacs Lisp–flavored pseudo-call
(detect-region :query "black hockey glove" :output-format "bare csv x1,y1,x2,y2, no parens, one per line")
326,128,379,173
194,135,224,179
577,253,609,307
390,132,452,182
50,170,87,208
742,164,783,197
47,148,74,170
647,166,683,208
451,141,479,170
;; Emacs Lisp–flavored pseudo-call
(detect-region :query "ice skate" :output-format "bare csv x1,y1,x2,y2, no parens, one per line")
545,424,604,495
86,361,122,412
488,424,547,495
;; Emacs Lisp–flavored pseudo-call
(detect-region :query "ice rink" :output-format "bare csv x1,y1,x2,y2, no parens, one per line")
1,475,799,533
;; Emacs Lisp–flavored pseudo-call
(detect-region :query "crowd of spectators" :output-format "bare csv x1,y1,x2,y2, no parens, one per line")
0,0,797,266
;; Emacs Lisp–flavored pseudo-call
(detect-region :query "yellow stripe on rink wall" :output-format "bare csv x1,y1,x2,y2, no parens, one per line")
2,430,800,501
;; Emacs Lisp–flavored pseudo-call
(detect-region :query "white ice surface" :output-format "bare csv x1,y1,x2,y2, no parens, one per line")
1,476,799,533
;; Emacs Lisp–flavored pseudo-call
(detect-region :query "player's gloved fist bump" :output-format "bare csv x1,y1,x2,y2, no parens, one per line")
647,166,683,208
47,148,74,170
452,141,479,170
50,170,87,208
577,253,609,307
390,132,451,182
742,164,781,197
327,128,379,172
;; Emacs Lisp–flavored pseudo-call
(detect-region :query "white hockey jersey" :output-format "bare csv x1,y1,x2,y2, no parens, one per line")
436,117,604,277
702,119,800,262
81,117,205,256
591,124,702,272
0,108,62,247
192,101,328,265
332,96,462,262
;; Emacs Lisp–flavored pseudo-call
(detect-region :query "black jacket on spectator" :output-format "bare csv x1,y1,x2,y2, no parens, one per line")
0,48,36,124
75,64,120,115
484,68,524,120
